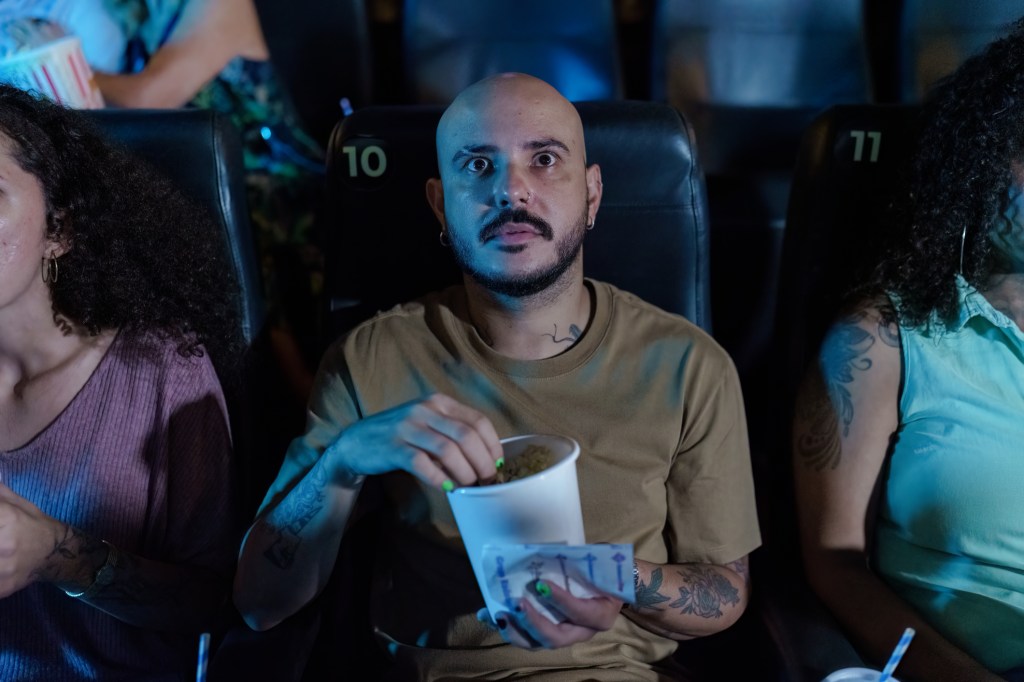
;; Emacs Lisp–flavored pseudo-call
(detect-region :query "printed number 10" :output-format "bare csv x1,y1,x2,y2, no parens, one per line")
849,130,881,162
342,145,387,177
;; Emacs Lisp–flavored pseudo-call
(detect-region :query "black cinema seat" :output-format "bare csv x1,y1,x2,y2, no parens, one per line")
400,0,624,104
323,100,712,339
761,103,924,681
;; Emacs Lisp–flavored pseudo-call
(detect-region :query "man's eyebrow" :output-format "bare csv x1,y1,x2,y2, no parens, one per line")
526,138,570,153
450,139,572,164
451,144,498,164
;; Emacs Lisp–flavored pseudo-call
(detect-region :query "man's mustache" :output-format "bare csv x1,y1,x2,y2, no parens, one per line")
479,209,553,243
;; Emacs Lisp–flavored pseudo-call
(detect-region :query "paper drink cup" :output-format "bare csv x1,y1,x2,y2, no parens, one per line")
447,434,585,620
0,36,104,109
822,668,901,682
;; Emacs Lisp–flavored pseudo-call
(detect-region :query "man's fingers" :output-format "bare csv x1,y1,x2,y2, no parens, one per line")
529,579,622,630
510,581,624,648
406,449,456,491
512,596,590,648
428,419,498,482
423,394,503,466
404,428,479,486
334,392,504,491
494,609,543,649
402,395,503,485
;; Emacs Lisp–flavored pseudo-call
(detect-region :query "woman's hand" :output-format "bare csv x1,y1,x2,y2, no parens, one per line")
0,481,87,598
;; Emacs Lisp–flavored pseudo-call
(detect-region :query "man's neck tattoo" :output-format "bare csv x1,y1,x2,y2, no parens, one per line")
542,323,582,344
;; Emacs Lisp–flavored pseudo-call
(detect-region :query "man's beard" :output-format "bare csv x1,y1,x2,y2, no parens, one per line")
447,205,588,298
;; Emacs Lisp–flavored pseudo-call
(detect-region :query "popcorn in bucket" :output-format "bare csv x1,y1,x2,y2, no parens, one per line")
0,18,104,109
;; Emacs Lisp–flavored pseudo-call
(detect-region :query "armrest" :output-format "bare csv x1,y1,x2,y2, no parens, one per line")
757,554,866,681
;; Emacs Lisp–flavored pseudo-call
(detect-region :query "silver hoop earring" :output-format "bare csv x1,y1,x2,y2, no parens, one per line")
41,256,59,284
439,230,450,247
585,218,595,231
958,224,968,275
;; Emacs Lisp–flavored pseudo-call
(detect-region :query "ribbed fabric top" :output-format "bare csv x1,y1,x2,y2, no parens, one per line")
0,331,237,681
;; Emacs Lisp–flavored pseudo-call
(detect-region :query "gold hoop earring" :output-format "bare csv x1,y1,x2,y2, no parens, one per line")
41,256,59,284
439,230,450,247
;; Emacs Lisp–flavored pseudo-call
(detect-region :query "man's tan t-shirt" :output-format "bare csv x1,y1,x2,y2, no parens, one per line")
261,280,762,680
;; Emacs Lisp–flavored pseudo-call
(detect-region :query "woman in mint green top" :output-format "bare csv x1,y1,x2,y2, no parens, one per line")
877,275,1024,674
792,16,1024,682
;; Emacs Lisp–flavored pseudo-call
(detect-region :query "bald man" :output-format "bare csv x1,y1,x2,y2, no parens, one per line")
234,74,761,680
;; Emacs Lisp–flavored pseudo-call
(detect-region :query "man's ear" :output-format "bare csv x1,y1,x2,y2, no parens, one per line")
425,177,447,229
585,164,603,223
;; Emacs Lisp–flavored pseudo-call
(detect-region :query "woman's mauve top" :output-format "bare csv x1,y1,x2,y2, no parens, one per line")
0,331,237,681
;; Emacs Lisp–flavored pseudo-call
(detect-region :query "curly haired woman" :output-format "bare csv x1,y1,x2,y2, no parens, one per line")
792,17,1024,682
0,84,242,680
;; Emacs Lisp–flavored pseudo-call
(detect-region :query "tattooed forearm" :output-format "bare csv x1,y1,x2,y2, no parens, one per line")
725,557,749,583
262,458,330,569
88,551,197,606
38,525,221,631
35,524,106,587
634,567,672,610
542,323,582,344
669,566,741,619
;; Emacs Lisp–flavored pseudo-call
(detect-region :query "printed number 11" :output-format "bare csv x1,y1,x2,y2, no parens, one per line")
849,130,881,162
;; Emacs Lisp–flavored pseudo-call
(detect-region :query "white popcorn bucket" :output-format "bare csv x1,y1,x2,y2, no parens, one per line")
446,434,585,620
0,35,104,109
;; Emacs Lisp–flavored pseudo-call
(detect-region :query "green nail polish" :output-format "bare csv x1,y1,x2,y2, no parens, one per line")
495,457,505,469
534,580,551,598
442,480,454,492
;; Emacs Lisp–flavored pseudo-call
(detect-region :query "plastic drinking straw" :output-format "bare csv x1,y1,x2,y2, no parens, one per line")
195,632,211,682
878,627,915,682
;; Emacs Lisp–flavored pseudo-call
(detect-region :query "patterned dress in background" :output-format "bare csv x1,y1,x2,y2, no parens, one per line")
108,0,328,366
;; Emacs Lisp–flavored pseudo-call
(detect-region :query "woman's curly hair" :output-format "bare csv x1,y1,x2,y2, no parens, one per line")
864,17,1024,327
0,84,244,378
